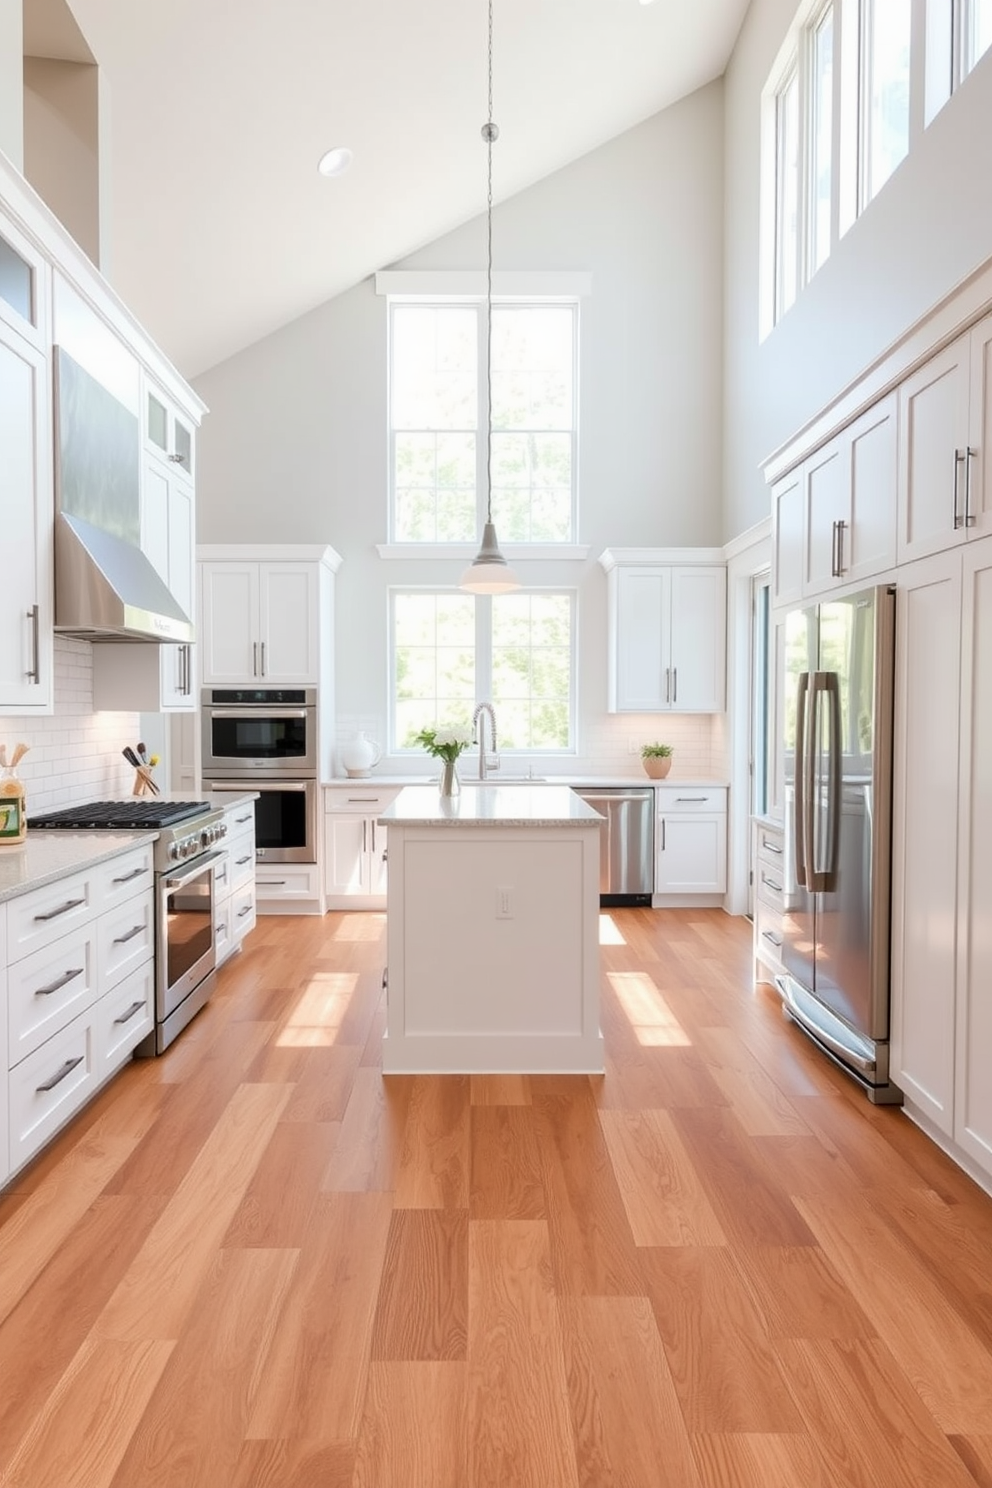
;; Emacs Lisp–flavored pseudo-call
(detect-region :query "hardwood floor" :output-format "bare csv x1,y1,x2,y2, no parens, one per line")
3,907,992,1486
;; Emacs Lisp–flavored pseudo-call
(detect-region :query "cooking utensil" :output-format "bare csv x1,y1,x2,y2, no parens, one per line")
10,742,28,768
137,742,148,763
0,744,7,768
123,746,160,795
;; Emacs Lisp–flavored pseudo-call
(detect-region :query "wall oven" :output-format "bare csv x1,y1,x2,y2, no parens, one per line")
205,778,318,864
201,688,317,776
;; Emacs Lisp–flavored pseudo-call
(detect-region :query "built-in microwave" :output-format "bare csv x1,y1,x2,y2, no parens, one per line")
201,688,317,777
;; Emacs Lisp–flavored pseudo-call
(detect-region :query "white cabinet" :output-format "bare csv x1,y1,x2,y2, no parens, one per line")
654,786,727,902
890,537,992,1181
600,552,727,713
897,311,992,565
214,799,257,964
0,317,53,712
145,380,194,480
200,561,321,685
752,818,786,984
773,393,897,606
0,905,8,1186
324,786,399,907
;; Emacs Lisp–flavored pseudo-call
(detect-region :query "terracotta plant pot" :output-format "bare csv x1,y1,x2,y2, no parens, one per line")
642,755,672,779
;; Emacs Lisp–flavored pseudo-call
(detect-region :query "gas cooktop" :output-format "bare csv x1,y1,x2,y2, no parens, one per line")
29,800,211,830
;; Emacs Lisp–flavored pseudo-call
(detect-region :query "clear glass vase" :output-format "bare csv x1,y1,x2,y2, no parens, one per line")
439,758,461,797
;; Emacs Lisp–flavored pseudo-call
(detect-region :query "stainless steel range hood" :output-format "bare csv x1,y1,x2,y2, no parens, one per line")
55,513,194,643
53,346,194,644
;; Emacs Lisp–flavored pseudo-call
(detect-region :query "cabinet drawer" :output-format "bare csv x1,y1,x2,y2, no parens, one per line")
755,824,785,869
256,865,318,899
655,787,727,813
9,1010,98,1172
8,925,99,1067
214,897,234,963
97,891,154,991
7,868,98,960
754,894,784,970
324,787,400,815
229,832,256,892
97,960,154,1073
756,862,785,910
230,884,256,942
94,845,155,909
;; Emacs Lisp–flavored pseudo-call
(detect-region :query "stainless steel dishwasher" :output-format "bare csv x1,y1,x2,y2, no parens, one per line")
573,786,655,906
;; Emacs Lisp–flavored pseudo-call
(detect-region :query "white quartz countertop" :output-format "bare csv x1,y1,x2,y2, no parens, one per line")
327,774,727,789
378,784,606,827
0,832,149,905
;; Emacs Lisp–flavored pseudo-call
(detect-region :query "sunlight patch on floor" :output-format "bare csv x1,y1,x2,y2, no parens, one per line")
599,914,627,946
277,972,359,1046
332,913,386,942
608,971,692,1046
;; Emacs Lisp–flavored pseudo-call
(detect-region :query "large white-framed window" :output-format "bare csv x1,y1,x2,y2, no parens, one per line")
774,62,801,322
388,299,578,545
927,0,992,123
859,0,912,208
809,4,835,277
390,587,576,753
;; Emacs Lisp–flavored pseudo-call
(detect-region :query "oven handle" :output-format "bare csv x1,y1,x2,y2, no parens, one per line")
207,708,312,720
163,849,226,889
207,781,312,794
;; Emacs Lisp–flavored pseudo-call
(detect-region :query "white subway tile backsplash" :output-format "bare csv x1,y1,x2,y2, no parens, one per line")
2,637,140,817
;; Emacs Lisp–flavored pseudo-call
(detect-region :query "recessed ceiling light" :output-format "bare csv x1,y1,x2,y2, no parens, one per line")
317,146,353,178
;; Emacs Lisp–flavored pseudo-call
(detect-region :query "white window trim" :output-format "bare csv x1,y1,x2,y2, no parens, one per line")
387,584,579,757
375,270,593,300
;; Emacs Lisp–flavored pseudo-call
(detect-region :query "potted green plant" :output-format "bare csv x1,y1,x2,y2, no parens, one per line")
640,742,673,779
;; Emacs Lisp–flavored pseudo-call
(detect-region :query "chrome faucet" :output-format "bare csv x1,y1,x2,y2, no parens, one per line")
472,702,498,779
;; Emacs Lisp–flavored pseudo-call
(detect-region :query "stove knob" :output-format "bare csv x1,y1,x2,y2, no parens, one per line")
169,842,180,861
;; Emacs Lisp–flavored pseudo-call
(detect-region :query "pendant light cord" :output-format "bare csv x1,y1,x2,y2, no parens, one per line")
484,0,496,526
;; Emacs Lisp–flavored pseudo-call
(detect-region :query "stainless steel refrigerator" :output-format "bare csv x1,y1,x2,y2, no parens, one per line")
778,584,901,1103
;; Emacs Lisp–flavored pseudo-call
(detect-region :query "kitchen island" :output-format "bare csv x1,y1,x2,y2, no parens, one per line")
378,784,604,1073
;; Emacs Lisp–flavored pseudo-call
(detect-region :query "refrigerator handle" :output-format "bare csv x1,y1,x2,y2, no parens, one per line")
808,672,840,893
794,671,810,888
803,675,818,891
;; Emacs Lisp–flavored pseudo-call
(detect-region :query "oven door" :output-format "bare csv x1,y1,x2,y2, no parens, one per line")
202,707,317,776
158,851,222,1026
206,779,318,864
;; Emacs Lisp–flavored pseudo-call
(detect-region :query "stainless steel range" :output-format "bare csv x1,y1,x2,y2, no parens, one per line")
29,800,228,1054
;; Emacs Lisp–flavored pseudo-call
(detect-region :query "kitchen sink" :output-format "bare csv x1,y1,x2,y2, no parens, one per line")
461,774,548,784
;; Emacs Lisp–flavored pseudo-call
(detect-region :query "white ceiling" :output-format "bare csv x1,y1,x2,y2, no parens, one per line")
56,0,749,380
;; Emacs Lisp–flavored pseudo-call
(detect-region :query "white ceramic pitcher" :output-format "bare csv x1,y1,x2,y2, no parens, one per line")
340,731,382,778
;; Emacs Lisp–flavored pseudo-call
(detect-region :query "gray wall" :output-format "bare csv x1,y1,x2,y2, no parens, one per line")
722,0,992,539
194,81,726,767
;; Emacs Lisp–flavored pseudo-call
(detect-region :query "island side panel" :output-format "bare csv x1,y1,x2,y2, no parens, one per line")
383,823,603,1074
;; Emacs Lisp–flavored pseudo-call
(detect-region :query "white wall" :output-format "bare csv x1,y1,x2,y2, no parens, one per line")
0,0,22,168
723,1,992,540
195,82,729,774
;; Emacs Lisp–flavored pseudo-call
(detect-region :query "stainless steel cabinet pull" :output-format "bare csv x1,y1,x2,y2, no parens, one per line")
236,854,252,866
665,667,671,705
235,813,253,824
34,897,85,923
260,641,266,677
362,820,367,853
253,641,258,676
36,1055,84,1093
661,819,666,851
761,837,783,855
672,668,678,703
114,1000,145,1025
237,903,254,917
761,873,783,893
761,930,783,948
113,924,144,944
167,451,184,463
26,603,40,682
35,967,83,996
965,446,977,527
676,796,708,802
216,920,225,932
112,866,146,885
347,797,378,803
831,519,846,577
953,449,965,529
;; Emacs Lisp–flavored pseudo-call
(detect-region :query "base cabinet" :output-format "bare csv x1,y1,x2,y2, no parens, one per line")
752,818,786,984
654,786,727,902
324,786,399,908
215,803,257,963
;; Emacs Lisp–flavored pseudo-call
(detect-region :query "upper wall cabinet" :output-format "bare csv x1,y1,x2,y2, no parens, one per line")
600,551,727,713
772,392,897,607
199,553,339,688
897,310,992,564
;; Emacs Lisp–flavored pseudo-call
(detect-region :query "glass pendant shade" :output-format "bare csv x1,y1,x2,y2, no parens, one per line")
459,521,521,593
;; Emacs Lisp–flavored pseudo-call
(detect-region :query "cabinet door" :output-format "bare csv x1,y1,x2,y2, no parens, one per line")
324,814,368,897
897,336,970,565
890,550,961,1132
954,539,992,1168
258,564,320,684
804,440,849,597
846,393,897,584
669,567,726,711
143,454,195,710
614,568,670,711
0,324,53,710
368,820,389,897
772,467,804,607
966,311,992,544
656,815,727,893
200,563,260,684
0,911,8,1187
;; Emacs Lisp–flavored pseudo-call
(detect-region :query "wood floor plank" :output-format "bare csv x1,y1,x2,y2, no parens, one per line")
775,1337,980,1488
228,1440,356,1488
560,1295,704,1488
222,1118,337,1247
394,1075,470,1209
470,1104,545,1220
353,1362,466,1487
599,1107,727,1246
640,1246,805,1433
796,1192,992,1433
370,1208,468,1361
531,1079,643,1297
108,1247,299,1487
690,1433,834,1488
246,1190,393,1440
321,1066,413,1192
91,1081,292,1342
467,1219,579,1488
470,1074,532,1105
697,1025,812,1137
3,1336,175,1488
949,1435,992,1487
733,1244,876,1341
595,1043,730,1112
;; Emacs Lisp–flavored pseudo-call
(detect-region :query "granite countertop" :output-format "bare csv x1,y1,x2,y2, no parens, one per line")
327,773,728,789
378,784,605,828
0,832,150,905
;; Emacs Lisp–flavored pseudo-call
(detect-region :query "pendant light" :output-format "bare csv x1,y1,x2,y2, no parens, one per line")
460,0,521,595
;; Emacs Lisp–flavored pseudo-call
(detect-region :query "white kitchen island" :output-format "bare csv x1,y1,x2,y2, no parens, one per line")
378,785,604,1074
